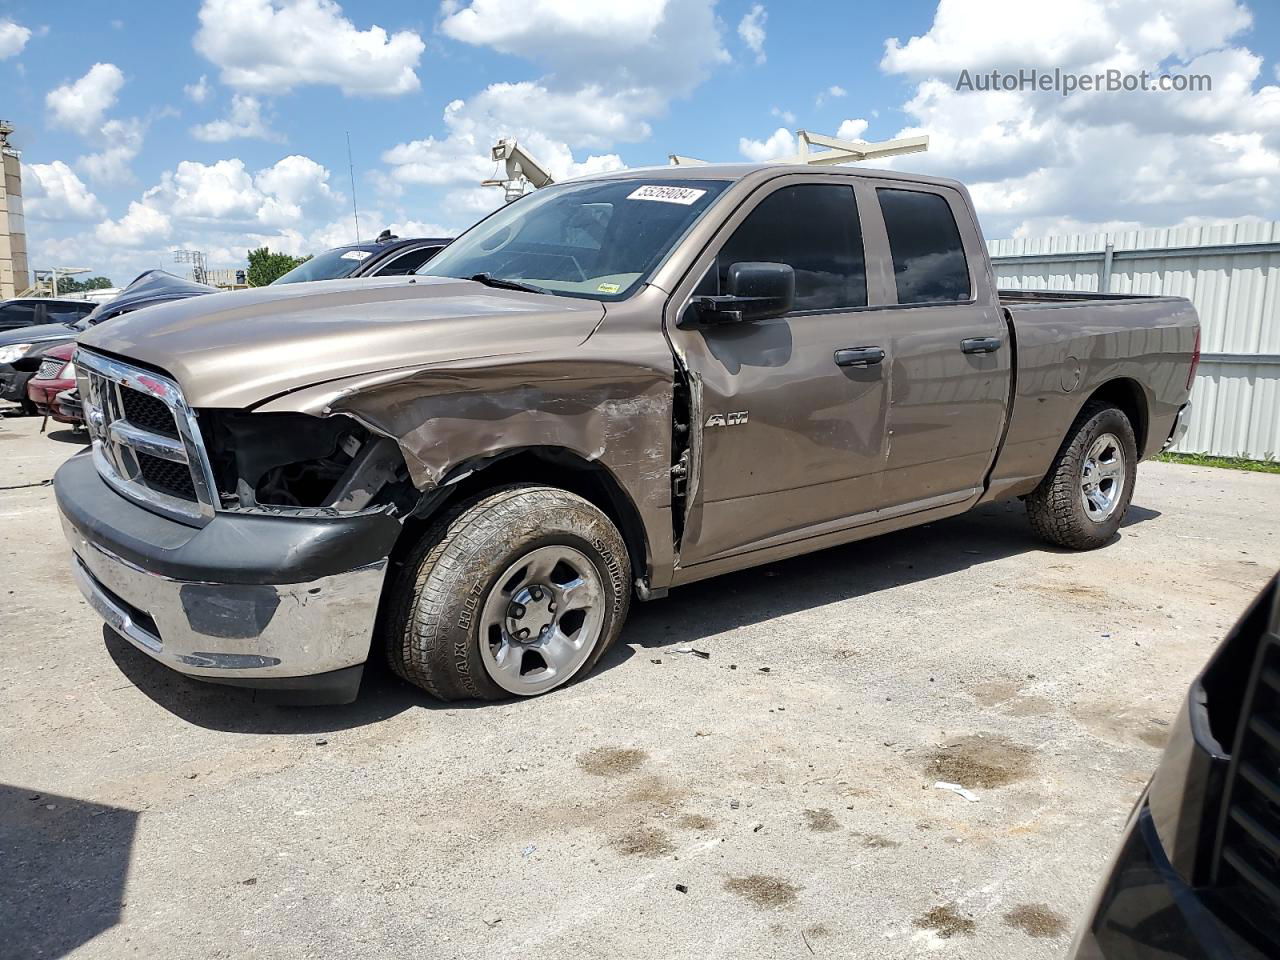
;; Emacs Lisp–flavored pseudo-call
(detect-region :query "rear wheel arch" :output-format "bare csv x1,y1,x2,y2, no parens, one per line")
1082,378,1149,458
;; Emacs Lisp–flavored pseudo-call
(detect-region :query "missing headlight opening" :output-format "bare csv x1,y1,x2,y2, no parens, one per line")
199,411,415,515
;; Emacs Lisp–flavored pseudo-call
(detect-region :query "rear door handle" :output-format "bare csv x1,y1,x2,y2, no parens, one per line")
834,346,885,367
961,337,1002,354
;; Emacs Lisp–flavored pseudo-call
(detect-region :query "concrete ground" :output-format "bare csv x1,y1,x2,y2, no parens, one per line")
2,409,1278,960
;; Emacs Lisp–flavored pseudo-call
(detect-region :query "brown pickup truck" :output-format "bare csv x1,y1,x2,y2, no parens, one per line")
57,164,1199,704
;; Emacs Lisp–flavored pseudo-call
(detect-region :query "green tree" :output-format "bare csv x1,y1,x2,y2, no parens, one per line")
246,247,309,286
56,275,114,294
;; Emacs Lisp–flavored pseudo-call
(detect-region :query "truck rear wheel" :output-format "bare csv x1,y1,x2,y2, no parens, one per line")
384,485,631,701
1025,402,1138,550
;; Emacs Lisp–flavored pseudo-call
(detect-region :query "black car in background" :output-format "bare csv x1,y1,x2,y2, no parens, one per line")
272,231,451,284
1071,572,1280,959
0,272,215,414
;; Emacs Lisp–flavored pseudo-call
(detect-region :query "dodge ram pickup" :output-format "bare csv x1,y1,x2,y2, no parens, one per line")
57,164,1200,704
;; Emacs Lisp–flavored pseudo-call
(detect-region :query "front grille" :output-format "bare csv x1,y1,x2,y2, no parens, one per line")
1212,633,1280,951
34,357,65,380
120,386,178,437
137,451,198,500
78,350,215,524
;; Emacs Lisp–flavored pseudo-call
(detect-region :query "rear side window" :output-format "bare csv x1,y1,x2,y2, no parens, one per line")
373,246,445,276
718,184,866,311
877,189,971,304
0,301,38,328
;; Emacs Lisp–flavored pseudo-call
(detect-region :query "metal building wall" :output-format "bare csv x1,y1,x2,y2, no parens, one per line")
990,221,1280,459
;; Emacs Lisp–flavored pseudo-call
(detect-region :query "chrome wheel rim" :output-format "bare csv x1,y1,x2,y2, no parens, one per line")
478,545,605,696
1081,433,1125,522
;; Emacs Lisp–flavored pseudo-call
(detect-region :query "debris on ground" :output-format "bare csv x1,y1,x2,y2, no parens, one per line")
521,844,536,857
482,915,502,928
675,883,688,894
315,738,328,746
691,649,711,660
1002,903,1068,938
723,874,800,909
934,781,980,803
729,798,741,810
758,667,771,674
915,904,976,938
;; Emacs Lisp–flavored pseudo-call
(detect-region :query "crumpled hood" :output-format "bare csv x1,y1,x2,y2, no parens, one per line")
78,275,605,408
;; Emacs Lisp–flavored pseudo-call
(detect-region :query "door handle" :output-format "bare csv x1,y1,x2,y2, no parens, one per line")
834,346,885,367
961,336,1002,354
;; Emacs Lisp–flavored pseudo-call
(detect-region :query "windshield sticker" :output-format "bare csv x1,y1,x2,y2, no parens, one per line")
627,185,707,205
340,250,372,261
596,282,621,294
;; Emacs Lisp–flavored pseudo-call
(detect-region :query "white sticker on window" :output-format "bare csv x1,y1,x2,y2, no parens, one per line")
341,250,372,261
627,185,707,205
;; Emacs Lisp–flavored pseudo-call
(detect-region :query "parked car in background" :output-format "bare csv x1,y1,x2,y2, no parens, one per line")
0,299,98,412
1071,571,1280,959
59,163,1198,705
26,342,82,426
0,272,216,415
271,231,452,284
0,296,96,332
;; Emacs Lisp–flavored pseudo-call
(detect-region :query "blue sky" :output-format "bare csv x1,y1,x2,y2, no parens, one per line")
2,0,1279,285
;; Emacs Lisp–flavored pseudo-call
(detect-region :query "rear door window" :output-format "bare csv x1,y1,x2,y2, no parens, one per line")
716,184,866,311
372,246,445,276
0,301,38,330
876,189,971,304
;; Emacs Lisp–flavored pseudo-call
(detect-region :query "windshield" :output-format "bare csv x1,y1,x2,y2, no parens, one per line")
273,247,374,284
417,178,728,300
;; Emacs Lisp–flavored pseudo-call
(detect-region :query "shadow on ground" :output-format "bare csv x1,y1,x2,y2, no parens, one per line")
0,784,137,959
103,498,1162,732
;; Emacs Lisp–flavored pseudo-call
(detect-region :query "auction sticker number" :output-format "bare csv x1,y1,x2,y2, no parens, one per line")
627,185,707,205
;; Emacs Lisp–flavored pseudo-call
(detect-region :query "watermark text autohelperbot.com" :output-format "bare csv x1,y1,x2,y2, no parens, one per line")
956,68,1212,97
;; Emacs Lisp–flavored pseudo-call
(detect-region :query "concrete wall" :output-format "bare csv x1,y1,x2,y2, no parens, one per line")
0,147,30,300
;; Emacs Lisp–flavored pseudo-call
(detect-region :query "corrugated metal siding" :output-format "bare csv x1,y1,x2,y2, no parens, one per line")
990,220,1280,459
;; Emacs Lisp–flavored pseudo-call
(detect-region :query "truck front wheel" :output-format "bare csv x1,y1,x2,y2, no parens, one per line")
383,485,631,701
1025,402,1138,550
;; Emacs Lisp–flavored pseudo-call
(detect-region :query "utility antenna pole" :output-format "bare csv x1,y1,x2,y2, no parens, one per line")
172,249,208,285
346,131,361,244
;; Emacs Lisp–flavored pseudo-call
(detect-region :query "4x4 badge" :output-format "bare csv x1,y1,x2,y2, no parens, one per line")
705,411,748,428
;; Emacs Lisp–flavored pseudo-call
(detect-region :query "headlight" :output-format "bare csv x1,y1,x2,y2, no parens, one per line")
0,343,33,364
60,361,76,380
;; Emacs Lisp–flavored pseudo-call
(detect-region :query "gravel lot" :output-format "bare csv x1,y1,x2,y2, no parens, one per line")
3,410,1278,960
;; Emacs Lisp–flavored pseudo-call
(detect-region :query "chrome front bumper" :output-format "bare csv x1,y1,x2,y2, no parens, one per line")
63,513,388,681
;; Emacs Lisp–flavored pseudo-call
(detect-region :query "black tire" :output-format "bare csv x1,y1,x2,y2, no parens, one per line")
1025,402,1138,550
383,485,631,701
20,399,38,417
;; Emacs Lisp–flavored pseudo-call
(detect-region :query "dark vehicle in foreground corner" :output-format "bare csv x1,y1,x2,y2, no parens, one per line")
1071,572,1280,959
0,272,215,414
271,231,452,284
58,163,1198,705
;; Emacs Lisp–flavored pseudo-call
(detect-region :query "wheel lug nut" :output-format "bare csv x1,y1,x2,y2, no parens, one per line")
512,604,525,618
531,588,542,601
549,602,556,612
517,628,530,640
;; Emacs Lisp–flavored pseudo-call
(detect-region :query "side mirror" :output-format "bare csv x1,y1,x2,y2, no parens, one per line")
695,261,795,324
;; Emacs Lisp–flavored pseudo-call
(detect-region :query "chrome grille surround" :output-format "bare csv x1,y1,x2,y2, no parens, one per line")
75,349,218,525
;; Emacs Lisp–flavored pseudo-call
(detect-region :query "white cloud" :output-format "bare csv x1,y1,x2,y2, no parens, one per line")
738,4,767,65
77,117,146,185
816,84,847,106
194,0,425,96
185,75,213,103
0,18,31,59
770,106,796,125
46,63,125,135
836,117,868,140
191,95,283,143
24,162,106,221
739,127,794,162
875,0,1280,237
95,201,172,248
440,0,727,102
